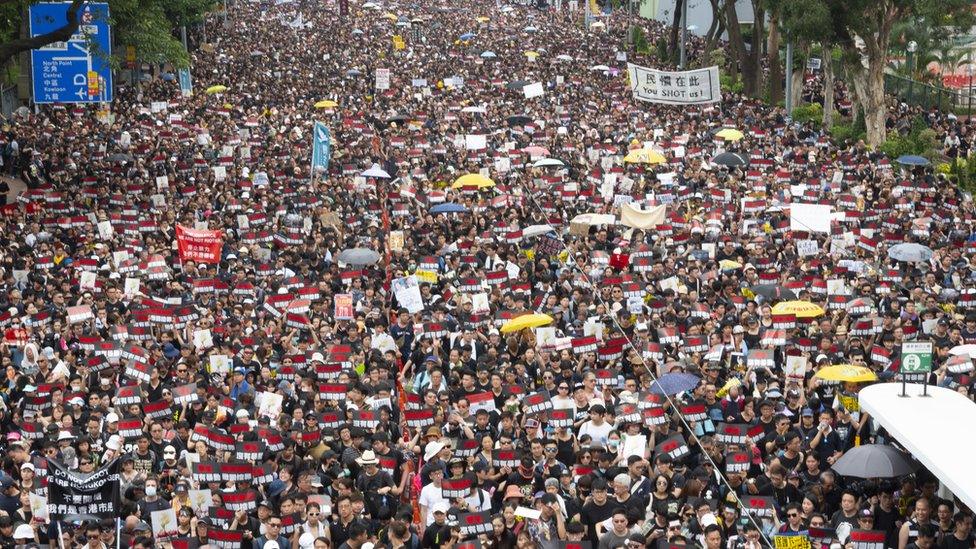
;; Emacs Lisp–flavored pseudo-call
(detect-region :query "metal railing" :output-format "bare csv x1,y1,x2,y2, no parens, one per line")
884,73,974,114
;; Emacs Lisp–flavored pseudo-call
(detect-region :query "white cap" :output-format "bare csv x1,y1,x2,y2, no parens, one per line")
105,412,119,423
106,435,122,451
311,352,325,363
68,397,84,407
57,431,75,441
235,409,249,419
431,501,450,514
13,524,34,540
20,463,34,472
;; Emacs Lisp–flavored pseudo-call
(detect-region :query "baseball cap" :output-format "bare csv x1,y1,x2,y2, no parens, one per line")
801,408,814,417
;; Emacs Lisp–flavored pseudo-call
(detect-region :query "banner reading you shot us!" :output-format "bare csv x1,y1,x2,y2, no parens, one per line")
627,63,721,105
47,458,121,520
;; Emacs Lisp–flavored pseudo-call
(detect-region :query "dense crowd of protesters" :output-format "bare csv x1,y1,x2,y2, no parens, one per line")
0,0,975,548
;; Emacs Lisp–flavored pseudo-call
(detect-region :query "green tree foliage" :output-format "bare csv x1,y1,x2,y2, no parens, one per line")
0,0,214,70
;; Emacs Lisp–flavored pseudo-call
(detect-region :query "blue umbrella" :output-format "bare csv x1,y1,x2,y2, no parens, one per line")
459,32,475,40
649,373,701,396
888,242,934,263
430,203,469,214
896,155,930,166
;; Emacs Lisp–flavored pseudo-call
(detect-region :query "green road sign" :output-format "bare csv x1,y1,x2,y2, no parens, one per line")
901,341,933,374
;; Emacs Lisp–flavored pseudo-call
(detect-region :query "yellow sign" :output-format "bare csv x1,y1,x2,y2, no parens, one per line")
838,394,860,412
125,45,136,68
414,269,438,283
87,71,99,96
392,35,405,50
774,535,811,549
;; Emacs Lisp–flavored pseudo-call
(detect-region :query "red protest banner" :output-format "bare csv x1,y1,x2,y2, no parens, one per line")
176,225,223,264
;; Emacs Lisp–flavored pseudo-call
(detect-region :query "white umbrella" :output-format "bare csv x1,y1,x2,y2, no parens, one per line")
589,64,610,71
500,6,515,12
532,158,564,168
361,164,391,178
950,344,976,358
524,25,538,32
480,51,497,58
556,54,573,61
461,105,487,113
523,224,556,238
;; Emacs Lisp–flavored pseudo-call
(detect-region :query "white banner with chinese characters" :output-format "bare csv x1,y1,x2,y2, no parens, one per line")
627,64,721,105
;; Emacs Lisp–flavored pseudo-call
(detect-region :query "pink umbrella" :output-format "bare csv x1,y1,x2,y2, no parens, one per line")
523,145,550,158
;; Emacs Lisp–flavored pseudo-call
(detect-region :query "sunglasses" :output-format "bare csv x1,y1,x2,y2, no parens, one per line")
787,513,799,518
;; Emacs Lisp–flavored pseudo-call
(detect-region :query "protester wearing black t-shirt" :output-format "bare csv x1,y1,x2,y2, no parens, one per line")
940,512,974,549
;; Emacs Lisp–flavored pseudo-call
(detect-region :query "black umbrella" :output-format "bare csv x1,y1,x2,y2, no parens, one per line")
831,444,917,478
750,284,796,301
712,152,749,167
507,115,532,126
106,153,134,163
386,114,412,125
506,80,529,90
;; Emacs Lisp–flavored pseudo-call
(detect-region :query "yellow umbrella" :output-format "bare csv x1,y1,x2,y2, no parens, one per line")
451,173,495,189
814,365,878,383
476,16,489,23
383,12,398,20
623,148,666,164
315,100,339,109
205,85,227,94
715,128,745,141
771,300,825,319
524,50,540,59
501,313,554,334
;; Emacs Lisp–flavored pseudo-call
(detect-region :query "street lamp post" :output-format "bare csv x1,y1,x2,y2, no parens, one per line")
907,40,917,105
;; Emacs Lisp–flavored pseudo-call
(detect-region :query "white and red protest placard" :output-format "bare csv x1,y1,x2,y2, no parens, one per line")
175,225,223,264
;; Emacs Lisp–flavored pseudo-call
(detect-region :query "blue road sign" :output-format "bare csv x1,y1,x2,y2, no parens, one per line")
178,68,192,95
30,2,113,104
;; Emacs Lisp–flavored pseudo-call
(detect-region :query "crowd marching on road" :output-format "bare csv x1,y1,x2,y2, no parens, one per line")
1,0,976,548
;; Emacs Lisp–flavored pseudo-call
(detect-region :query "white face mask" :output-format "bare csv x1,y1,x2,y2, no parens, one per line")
145,486,157,497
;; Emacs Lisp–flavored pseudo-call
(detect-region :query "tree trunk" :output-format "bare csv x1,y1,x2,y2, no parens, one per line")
703,0,725,60
790,61,804,112
822,45,835,128
766,9,782,104
668,0,684,64
849,60,887,147
750,0,766,96
724,0,757,94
